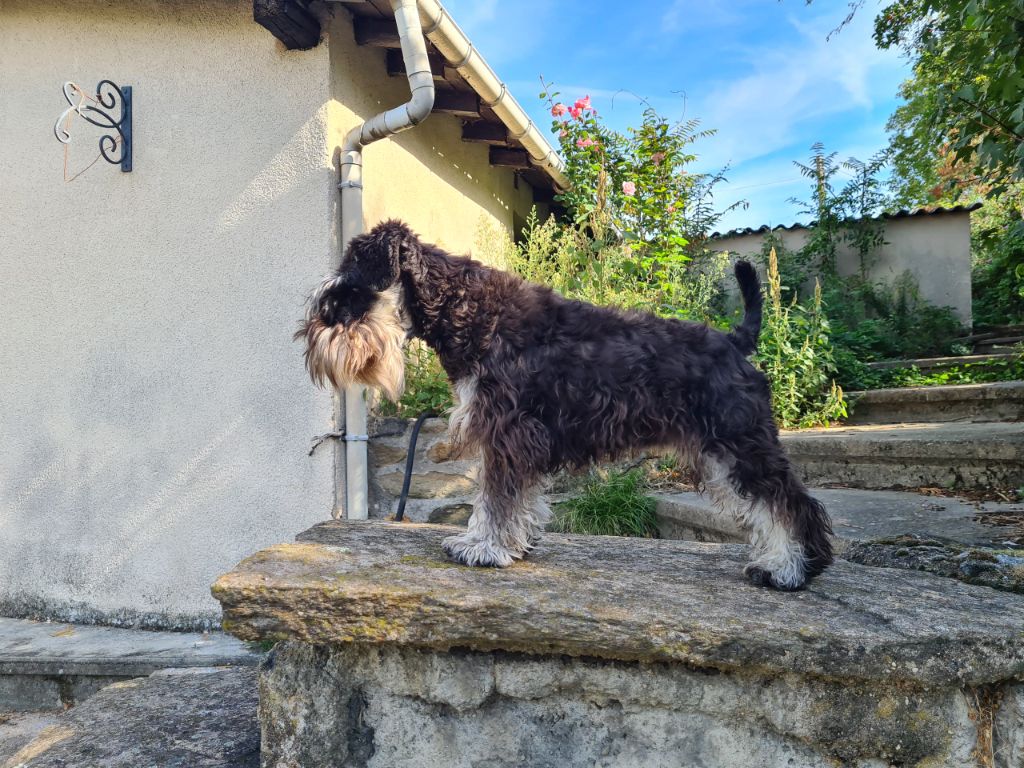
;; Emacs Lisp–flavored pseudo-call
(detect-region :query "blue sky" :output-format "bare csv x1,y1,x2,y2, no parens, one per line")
441,0,912,233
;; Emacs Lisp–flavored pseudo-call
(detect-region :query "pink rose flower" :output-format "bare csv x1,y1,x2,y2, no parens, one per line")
574,95,592,111
622,181,636,196
559,129,568,139
651,152,665,165
568,106,583,120
551,103,567,117
576,137,597,149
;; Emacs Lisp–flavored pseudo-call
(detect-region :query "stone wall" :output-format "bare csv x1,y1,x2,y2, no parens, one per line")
213,520,1024,768
368,418,479,524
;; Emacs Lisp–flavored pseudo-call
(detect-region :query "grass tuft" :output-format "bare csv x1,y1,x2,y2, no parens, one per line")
550,468,659,538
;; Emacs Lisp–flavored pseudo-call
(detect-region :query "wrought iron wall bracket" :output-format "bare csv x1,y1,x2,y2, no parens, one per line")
54,80,133,172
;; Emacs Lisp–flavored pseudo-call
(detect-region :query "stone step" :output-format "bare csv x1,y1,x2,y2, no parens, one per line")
866,351,1020,372
3,667,258,768
845,380,1024,424
0,617,259,711
780,420,1024,491
655,487,1024,550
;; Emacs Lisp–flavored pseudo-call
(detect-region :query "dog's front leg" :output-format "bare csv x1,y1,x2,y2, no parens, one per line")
442,457,547,568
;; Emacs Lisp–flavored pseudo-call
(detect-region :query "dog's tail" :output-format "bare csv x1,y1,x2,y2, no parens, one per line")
727,260,763,356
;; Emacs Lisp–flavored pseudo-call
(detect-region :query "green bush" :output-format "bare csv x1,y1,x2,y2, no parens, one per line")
754,248,847,428
851,352,1024,391
487,211,730,324
972,184,1024,325
374,341,453,418
549,468,659,537
823,274,965,389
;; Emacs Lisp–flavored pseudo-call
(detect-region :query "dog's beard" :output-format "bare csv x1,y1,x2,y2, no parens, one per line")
298,286,406,402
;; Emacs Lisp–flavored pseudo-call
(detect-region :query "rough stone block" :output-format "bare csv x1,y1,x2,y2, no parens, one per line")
213,521,1024,766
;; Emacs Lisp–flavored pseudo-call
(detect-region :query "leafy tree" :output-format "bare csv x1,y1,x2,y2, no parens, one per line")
874,0,1024,200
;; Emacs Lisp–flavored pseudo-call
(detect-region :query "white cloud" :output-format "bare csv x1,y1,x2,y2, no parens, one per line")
691,6,908,170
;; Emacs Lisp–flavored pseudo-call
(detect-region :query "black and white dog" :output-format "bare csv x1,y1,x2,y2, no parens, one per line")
298,220,833,590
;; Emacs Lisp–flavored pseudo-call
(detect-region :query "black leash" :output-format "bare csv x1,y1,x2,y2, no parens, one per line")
394,410,436,521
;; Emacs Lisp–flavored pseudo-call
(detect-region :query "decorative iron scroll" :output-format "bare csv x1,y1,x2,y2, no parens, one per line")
54,80,132,172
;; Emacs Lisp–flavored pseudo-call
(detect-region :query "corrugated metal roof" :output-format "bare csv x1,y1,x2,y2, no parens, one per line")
710,202,983,240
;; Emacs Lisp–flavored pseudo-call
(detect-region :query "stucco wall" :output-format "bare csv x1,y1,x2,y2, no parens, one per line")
712,212,974,325
0,0,337,628
325,10,539,258
0,1,550,628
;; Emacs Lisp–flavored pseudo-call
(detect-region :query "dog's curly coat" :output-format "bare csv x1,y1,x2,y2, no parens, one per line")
298,220,833,590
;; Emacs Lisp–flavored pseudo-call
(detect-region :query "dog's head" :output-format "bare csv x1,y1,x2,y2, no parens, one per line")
295,220,419,400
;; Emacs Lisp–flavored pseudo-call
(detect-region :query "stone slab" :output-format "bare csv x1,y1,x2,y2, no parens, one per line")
0,617,258,711
845,380,1024,424
0,617,258,678
655,487,1024,550
780,420,1024,490
212,520,1024,687
2,667,258,768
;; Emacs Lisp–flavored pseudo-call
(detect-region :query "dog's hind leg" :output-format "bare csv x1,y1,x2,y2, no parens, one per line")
700,445,832,590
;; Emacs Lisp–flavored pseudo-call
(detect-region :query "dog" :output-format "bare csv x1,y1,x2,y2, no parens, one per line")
297,220,833,590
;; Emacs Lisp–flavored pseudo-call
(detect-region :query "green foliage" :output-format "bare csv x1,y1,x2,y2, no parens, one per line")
824,272,966,389
540,81,744,260
375,341,453,418
754,248,847,428
875,0,1024,199
850,353,1024,390
972,183,1024,324
488,210,731,324
549,468,659,538
789,142,888,279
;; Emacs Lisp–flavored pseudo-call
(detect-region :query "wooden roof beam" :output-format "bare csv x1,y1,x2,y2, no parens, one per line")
462,121,508,145
490,147,531,169
432,91,480,118
254,0,321,50
386,49,447,80
354,17,401,47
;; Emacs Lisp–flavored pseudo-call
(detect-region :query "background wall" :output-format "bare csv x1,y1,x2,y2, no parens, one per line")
712,211,974,325
0,0,336,628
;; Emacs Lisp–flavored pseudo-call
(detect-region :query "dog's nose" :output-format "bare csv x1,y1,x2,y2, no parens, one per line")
319,296,351,327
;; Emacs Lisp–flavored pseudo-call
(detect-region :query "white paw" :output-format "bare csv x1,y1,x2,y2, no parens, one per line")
442,534,518,568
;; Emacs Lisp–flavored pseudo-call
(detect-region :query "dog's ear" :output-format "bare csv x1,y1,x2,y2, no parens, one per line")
345,219,420,291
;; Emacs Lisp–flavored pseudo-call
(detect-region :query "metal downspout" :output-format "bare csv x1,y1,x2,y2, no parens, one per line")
337,0,435,520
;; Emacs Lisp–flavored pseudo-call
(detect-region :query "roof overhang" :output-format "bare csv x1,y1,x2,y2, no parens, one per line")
253,0,567,200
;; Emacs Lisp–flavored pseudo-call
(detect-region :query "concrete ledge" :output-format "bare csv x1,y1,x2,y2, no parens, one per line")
655,488,1024,551
781,421,1024,490
0,618,258,711
212,520,1024,687
845,380,1024,424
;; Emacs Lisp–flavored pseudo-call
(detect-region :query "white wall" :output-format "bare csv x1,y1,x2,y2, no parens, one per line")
0,0,336,627
713,212,974,325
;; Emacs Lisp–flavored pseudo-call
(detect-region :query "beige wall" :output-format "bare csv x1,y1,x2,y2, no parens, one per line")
0,0,336,628
713,212,974,325
325,10,539,258
0,0,548,627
